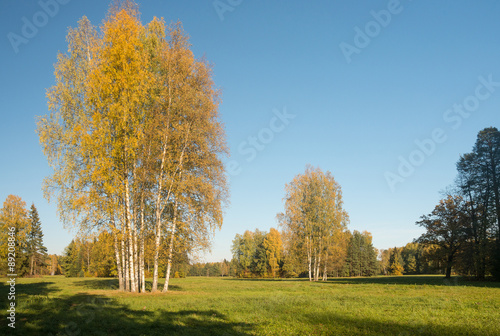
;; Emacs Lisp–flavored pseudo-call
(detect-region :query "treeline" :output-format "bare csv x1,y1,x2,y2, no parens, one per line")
231,227,379,278
59,233,232,278
60,230,191,279
0,195,61,277
379,243,444,276
415,127,500,279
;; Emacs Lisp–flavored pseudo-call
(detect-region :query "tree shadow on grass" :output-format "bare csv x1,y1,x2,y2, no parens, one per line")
1,284,254,336
0,280,58,311
323,275,500,288
223,277,308,282
73,278,183,292
303,311,497,336
225,275,500,288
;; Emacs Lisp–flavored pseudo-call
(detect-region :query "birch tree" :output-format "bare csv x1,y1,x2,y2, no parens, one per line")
37,0,228,293
278,166,349,281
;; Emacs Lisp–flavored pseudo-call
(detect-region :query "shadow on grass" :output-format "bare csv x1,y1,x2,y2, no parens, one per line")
225,275,500,288
324,275,500,288
0,280,58,311
73,278,182,292
304,311,493,336
1,282,254,336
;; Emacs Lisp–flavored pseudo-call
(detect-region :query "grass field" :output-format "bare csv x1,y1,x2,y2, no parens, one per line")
1,275,499,335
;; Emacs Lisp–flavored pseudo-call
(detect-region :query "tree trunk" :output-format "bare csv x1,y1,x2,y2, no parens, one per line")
114,233,124,291
151,142,168,293
151,220,161,292
163,210,177,293
140,208,146,293
133,222,139,292
307,237,312,281
315,253,321,281
445,253,454,278
125,179,137,292
122,236,130,292
322,253,328,281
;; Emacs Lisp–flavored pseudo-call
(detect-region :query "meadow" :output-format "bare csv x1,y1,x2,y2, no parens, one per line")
1,275,499,335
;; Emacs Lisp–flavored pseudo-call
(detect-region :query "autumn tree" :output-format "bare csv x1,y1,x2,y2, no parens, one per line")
263,228,283,277
388,247,404,276
0,195,30,276
379,249,391,275
231,231,253,277
231,230,266,277
278,166,349,281
400,242,421,274
37,1,227,292
48,254,62,276
416,195,469,278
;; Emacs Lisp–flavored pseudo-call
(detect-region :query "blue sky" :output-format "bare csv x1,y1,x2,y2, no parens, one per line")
1,0,500,262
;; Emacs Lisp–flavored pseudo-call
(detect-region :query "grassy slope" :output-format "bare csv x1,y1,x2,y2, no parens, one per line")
1,275,499,335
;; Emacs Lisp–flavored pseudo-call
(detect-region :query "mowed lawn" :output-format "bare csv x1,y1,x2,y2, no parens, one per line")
1,275,499,335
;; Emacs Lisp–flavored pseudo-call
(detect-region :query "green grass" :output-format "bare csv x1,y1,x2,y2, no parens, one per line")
1,275,499,335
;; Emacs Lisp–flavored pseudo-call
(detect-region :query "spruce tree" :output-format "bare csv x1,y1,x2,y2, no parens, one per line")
26,204,47,275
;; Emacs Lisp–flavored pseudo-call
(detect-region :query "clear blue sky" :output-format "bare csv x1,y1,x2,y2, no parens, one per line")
1,0,500,262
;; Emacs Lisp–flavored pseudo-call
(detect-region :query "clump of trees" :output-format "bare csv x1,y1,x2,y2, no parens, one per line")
230,166,379,280
231,228,284,278
416,127,500,279
341,230,378,277
36,1,228,292
188,260,231,277
230,227,380,279
61,232,116,277
278,166,350,281
0,195,53,277
379,243,440,276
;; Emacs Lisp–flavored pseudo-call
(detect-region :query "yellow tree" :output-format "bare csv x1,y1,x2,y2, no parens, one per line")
263,228,283,277
141,21,228,292
0,195,29,276
38,1,228,293
323,227,350,280
85,4,153,293
278,166,349,281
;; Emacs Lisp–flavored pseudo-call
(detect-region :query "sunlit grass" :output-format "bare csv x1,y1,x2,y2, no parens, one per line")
1,275,499,335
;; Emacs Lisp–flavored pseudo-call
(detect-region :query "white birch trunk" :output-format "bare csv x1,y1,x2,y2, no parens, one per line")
113,233,124,291
162,219,177,293
152,141,168,292
122,235,129,292
139,206,146,293
315,252,321,281
307,238,312,282
125,179,137,292
322,253,328,281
